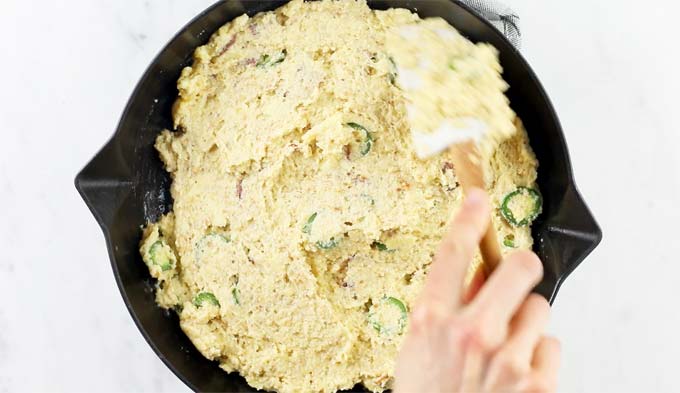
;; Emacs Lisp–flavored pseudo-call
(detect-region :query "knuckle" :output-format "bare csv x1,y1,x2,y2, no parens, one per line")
440,233,473,260
438,237,459,259
460,312,503,351
510,250,543,279
447,315,471,335
445,316,470,344
526,292,549,306
410,303,448,331
493,350,528,378
469,329,493,352
441,220,481,255
456,223,481,248
526,293,551,314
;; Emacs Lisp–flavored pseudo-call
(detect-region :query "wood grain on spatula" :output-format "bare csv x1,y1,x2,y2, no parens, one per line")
450,141,502,279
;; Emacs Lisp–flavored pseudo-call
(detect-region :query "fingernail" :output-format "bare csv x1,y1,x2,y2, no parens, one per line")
466,188,486,207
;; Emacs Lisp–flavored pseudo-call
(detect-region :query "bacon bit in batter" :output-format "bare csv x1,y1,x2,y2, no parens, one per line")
236,178,243,199
396,180,412,192
352,174,368,184
383,228,398,238
375,375,391,388
335,255,353,287
241,57,258,67
441,161,459,191
248,23,259,35
343,144,351,160
217,35,237,57
366,50,379,63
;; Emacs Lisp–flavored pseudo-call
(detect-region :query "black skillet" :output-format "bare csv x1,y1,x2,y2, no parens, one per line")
75,1,602,391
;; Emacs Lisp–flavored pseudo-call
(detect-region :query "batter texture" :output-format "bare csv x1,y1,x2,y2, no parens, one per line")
139,1,539,392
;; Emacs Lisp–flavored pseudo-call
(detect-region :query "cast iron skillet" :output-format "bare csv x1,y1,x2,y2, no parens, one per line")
75,1,602,391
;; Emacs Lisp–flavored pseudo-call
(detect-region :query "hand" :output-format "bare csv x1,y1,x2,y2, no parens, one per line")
394,188,560,393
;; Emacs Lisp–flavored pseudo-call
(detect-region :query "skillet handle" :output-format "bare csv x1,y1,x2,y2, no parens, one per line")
74,139,133,229
533,185,603,303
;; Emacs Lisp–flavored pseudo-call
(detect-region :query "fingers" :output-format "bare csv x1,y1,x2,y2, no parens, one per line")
532,337,561,386
519,337,561,393
467,250,543,329
462,265,486,304
505,294,552,365
483,294,551,389
420,188,491,312
459,345,484,393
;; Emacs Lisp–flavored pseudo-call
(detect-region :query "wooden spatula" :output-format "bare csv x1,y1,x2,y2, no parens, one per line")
449,141,502,277
412,118,503,281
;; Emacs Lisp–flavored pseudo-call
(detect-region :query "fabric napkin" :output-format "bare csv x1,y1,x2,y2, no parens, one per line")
459,0,521,48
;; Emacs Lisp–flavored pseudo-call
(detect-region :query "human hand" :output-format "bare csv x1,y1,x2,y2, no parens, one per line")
394,188,560,393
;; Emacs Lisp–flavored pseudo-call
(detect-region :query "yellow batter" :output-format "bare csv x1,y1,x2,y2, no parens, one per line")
139,1,539,392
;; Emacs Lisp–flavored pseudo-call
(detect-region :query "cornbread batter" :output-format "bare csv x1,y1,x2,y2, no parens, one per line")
139,1,540,392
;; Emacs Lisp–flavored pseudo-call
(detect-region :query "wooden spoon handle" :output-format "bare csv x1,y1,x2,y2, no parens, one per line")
450,142,502,277
478,220,502,275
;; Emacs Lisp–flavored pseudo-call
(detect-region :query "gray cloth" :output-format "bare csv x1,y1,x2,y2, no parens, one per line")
459,0,521,49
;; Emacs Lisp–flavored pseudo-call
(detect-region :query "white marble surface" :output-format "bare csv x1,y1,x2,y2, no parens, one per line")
1,1,679,392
